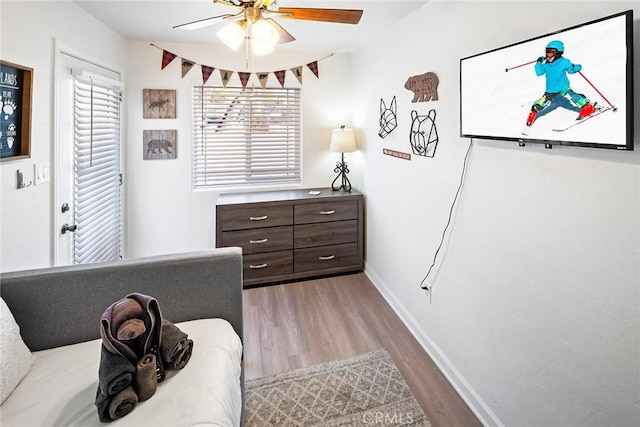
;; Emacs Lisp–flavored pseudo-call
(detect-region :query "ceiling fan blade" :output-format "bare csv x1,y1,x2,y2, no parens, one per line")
265,18,296,44
173,13,238,30
276,8,363,25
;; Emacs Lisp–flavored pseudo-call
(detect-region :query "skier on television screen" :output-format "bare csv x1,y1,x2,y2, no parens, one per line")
524,40,595,130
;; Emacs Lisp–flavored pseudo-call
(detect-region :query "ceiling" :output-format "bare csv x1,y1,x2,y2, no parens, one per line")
72,0,428,53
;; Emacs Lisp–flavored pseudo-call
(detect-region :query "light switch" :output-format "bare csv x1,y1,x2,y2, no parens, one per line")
34,162,50,185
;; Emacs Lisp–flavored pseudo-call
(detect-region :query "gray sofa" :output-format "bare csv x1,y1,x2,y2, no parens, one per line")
0,247,244,425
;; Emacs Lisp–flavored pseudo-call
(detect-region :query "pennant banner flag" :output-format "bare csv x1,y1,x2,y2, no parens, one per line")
182,59,196,78
220,69,233,87
256,72,269,89
274,70,286,88
306,61,319,78
151,43,332,88
201,65,215,85
238,72,251,90
291,66,303,84
161,50,177,70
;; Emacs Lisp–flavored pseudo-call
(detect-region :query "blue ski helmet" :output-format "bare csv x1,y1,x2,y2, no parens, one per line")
546,40,564,55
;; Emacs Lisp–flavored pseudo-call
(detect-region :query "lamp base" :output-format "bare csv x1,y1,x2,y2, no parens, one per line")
331,153,352,192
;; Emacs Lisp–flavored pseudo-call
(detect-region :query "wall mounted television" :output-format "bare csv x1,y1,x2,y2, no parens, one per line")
460,10,633,150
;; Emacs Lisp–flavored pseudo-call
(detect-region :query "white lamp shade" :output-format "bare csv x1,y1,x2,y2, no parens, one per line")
251,40,275,56
330,127,357,153
217,21,246,51
253,19,279,45
252,19,279,56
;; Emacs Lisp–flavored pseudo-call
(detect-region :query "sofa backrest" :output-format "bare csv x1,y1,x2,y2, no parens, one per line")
0,248,243,351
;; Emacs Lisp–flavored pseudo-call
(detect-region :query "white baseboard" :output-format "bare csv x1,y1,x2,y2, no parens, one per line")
364,263,503,427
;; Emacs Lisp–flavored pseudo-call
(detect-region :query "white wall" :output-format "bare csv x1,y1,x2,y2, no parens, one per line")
0,1,355,266
352,1,639,426
0,1,127,272
124,41,358,257
2,1,638,425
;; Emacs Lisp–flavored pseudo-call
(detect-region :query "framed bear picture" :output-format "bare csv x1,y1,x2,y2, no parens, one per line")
143,129,177,160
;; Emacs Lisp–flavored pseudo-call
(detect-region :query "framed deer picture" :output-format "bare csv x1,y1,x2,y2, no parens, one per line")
143,89,176,119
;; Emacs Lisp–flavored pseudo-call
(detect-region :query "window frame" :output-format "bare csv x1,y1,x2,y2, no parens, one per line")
192,84,302,190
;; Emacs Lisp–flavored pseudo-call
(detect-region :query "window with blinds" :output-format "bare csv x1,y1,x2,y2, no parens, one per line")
192,85,302,188
73,75,122,264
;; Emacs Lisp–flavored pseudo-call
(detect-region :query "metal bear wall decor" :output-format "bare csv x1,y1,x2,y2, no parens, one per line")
409,109,439,158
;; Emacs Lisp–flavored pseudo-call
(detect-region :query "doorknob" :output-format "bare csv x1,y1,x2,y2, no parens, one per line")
61,223,78,234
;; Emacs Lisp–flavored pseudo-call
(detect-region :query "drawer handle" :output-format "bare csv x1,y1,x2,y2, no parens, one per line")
319,255,335,261
249,238,268,244
249,263,268,269
319,210,335,215
250,215,268,221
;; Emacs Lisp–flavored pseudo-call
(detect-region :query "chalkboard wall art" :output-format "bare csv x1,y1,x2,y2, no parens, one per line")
1,60,33,161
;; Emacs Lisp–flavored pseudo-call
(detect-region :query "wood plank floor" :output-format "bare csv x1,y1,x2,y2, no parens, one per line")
242,272,482,427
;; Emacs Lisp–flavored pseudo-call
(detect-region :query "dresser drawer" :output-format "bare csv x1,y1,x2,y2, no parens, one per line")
294,201,358,224
216,188,363,287
219,204,293,231
243,250,293,280
294,220,358,248
221,226,293,254
295,243,358,273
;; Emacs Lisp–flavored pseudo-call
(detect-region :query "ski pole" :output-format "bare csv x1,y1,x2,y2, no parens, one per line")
505,60,537,72
578,71,617,111
520,99,540,108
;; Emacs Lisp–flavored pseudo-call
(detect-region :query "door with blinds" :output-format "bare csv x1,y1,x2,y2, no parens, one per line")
55,46,122,265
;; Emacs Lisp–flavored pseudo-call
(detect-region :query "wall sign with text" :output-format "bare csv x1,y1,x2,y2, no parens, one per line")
1,60,33,161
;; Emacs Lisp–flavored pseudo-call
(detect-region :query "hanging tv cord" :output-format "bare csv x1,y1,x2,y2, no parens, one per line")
420,139,473,302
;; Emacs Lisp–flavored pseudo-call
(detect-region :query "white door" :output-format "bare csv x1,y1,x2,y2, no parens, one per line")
54,43,123,265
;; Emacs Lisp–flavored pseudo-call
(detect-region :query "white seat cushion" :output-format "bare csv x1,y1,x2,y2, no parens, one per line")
0,318,242,427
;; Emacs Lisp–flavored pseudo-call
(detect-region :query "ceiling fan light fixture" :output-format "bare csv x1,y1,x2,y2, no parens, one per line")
251,39,275,56
252,18,279,46
251,18,279,56
217,20,246,51
174,3,364,54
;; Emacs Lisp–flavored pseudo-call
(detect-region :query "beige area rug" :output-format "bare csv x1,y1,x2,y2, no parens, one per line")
245,349,431,426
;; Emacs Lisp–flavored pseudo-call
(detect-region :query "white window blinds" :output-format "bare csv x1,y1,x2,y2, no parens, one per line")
73,75,122,264
192,85,302,188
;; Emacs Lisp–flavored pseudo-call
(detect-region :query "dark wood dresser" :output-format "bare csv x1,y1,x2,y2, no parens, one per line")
216,188,364,287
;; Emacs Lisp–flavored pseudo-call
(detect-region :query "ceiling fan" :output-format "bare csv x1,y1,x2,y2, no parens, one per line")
173,0,363,55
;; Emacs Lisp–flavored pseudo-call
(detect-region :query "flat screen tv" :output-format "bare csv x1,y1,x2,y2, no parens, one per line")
460,10,633,150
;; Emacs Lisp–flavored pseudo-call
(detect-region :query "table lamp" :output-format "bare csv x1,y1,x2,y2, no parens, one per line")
329,125,357,192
